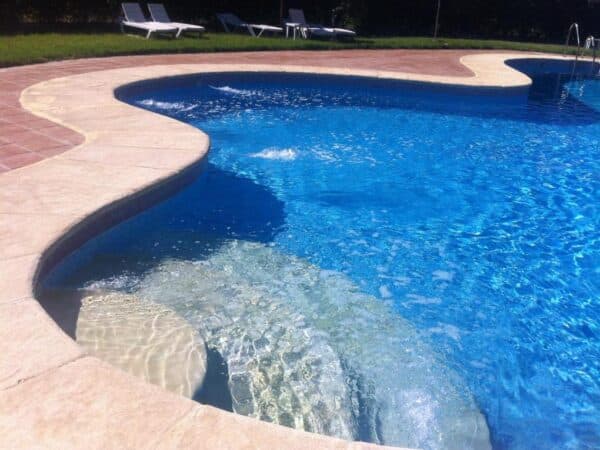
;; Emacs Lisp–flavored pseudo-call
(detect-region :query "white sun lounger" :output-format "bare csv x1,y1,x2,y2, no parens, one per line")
287,8,355,40
148,3,205,38
216,13,283,37
121,2,178,39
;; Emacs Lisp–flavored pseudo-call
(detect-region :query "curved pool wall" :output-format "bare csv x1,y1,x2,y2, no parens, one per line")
506,57,600,76
32,160,207,294
41,59,597,448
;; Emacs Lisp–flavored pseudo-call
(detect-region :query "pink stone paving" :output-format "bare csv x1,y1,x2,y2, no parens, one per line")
0,49,481,171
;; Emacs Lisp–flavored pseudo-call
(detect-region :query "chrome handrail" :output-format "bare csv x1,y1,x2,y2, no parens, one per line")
565,23,581,61
585,36,599,72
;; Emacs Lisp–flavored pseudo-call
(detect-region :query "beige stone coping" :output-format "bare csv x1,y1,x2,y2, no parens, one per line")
0,51,584,448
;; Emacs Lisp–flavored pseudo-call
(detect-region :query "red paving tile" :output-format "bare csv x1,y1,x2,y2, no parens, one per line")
20,117,64,130
2,109,28,120
0,49,488,172
35,145,72,157
0,122,29,135
8,132,68,152
0,92,21,103
0,151,43,169
3,110,40,123
0,143,30,157
0,100,19,109
36,126,84,145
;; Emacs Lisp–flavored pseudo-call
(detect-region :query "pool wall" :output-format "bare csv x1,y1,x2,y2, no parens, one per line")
0,52,589,448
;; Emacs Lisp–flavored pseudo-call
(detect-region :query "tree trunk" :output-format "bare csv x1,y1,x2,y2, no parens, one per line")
433,0,441,38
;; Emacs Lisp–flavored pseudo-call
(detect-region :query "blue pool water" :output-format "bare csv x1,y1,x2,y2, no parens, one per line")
47,60,600,449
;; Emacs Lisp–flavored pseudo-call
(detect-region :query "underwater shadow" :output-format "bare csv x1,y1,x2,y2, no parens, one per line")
192,346,234,412
43,163,286,291
37,163,285,413
38,288,83,340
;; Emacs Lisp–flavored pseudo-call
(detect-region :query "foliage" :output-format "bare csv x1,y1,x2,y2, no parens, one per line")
1,0,600,43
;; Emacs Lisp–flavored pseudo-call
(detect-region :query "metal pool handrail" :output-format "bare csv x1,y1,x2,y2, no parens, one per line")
565,22,581,61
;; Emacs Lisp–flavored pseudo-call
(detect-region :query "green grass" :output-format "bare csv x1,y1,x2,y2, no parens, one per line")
0,32,583,68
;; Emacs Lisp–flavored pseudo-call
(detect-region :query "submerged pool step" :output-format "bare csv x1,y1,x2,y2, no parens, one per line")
39,290,208,399
138,252,356,440
132,240,491,450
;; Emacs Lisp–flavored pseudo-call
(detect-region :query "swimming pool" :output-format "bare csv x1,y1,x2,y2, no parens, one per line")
44,60,600,449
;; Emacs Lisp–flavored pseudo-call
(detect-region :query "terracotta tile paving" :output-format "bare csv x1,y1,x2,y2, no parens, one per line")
0,49,490,171
0,143,28,156
1,151,46,170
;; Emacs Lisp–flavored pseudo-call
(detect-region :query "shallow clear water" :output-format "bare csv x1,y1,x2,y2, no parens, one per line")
46,61,600,449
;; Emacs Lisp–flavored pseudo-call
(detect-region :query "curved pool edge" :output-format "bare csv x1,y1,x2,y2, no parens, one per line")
0,51,581,449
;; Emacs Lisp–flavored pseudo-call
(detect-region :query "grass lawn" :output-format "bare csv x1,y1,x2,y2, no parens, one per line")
0,32,583,68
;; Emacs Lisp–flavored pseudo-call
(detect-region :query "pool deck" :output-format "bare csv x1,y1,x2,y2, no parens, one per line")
0,49,518,172
0,49,574,449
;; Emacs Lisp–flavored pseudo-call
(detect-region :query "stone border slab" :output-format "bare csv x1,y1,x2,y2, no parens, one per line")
0,51,583,449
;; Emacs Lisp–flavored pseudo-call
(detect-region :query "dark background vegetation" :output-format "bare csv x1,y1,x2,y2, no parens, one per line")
1,0,600,42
